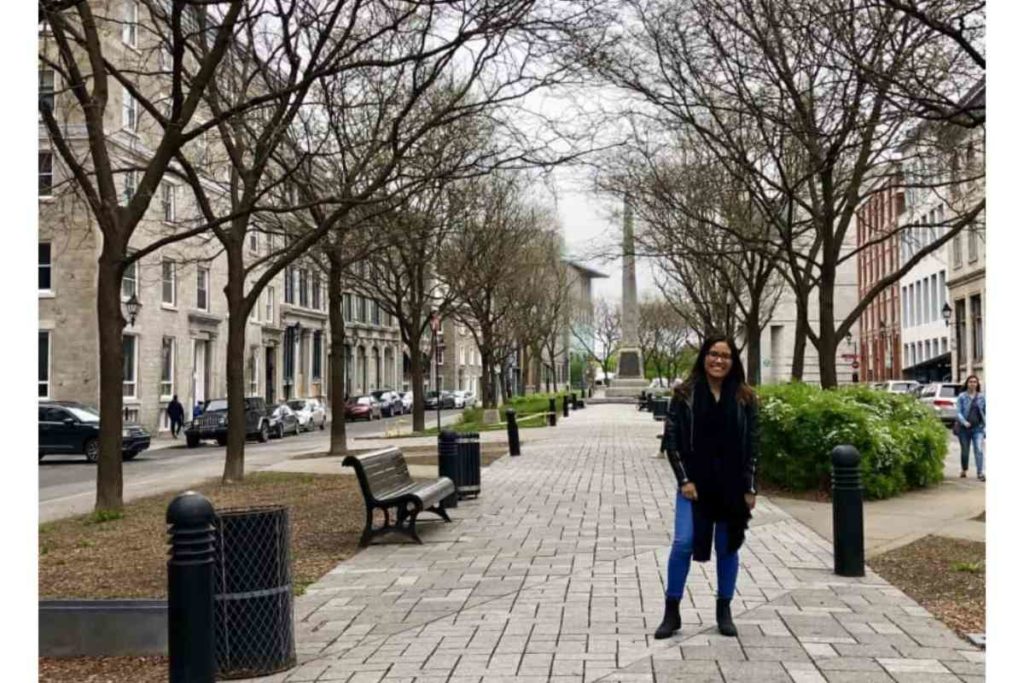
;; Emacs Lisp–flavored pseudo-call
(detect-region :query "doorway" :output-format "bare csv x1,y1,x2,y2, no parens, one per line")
193,339,210,406
265,346,276,405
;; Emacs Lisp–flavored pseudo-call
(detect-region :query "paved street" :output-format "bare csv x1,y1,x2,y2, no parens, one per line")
38,409,464,523
243,404,983,683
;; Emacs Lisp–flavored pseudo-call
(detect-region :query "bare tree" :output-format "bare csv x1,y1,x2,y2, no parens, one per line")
584,0,984,387
571,297,621,378
638,298,693,383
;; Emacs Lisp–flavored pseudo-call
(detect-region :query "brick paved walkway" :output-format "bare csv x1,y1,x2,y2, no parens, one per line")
252,405,984,682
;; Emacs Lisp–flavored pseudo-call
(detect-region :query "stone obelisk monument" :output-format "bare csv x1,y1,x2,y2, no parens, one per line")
607,197,648,397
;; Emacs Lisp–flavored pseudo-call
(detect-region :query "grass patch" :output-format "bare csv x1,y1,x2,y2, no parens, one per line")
39,471,367,600
870,535,985,639
86,509,124,525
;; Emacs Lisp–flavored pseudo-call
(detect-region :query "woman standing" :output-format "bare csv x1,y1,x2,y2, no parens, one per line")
956,375,986,481
655,336,758,640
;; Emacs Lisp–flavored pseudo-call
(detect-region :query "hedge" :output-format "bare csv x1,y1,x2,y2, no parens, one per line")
756,383,947,500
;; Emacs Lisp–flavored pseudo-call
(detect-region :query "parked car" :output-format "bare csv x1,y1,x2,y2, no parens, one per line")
452,390,467,409
399,391,414,413
425,390,456,410
39,401,151,463
917,382,962,425
288,398,327,431
268,403,301,438
461,391,477,409
345,395,382,421
371,390,402,417
185,396,270,447
872,381,920,394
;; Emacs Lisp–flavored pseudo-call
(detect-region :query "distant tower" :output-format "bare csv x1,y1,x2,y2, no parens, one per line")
608,196,647,396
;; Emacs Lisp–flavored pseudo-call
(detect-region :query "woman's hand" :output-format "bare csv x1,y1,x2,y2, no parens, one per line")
680,482,698,501
744,493,756,510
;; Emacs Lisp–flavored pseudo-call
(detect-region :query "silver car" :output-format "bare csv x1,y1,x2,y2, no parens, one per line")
873,381,920,394
917,382,961,425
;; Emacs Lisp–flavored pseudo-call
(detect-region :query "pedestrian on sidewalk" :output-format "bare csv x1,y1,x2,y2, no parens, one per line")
193,400,204,419
655,335,759,640
955,375,986,481
166,395,184,438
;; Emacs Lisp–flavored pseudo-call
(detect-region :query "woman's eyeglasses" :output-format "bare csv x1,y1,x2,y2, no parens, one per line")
707,351,732,361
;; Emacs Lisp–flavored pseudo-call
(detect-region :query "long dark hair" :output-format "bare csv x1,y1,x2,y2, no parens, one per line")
963,374,982,393
676,335,756,405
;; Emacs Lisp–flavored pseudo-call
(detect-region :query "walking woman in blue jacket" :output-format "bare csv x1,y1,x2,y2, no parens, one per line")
655,335,758,640
956,375,986,481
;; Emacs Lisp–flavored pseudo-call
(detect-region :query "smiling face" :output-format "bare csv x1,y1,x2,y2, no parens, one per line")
967,376,980,392
704,341,733,381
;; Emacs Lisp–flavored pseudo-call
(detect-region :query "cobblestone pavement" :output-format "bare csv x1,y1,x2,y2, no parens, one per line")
246,405,984,682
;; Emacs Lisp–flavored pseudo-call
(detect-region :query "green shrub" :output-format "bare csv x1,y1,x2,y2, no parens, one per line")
757,383,946,500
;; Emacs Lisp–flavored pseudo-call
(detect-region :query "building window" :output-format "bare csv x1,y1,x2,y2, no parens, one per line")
249,348,259,395
160,336,175,398
284,267,295,304
265,286,274,323
953,233,962,268
967,223,978,262
941,337,948,355
161,260,176,305
39,242,52,290
916,282,923,327
358,296,366,322
344,293,353,321
161,183,175,221
121,259,138,299
372,300,381,326
122,0,138,46
39,152,53,196
123,334,138,398
901,286,908,327
122,87,138,131
955,298,966,367
298,269,309,307
312,331,322,380
196,267,209,311
283,327,295,389
312,276,321,311
39,69,55,113
930,275,938,322
123,170,137,205
970,294,983,362
39,330,51,398
939,270,947,307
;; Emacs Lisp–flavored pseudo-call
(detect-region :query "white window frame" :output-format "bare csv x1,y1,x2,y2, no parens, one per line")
161,183,175,222
39,330,51,398
265,286,275,323
39,151,53,197
122,87,138,132
123,333,139,398
39,242,52,292
161,259,176,307
121,258,138,299
123,169,137,205
160,336,175,399
249,347,259,395
39,69,55,114
196,267,210,311
122,0,139,47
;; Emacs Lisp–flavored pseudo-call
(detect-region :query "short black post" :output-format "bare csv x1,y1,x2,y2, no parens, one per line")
562,394,570,418
548,397,557,426
831,445,865,577
638,391,646,411
571,392,578,410
506,408,521,456
167,491,216,683
588,386,592,398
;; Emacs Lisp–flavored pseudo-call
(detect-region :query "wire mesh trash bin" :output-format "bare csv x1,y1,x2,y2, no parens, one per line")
437,431,460,509
213,506,296,680
652,397,669,421
455,432,481,499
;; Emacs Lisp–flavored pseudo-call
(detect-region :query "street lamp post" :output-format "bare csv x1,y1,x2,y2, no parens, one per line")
430,312,441,432
123,295,143,422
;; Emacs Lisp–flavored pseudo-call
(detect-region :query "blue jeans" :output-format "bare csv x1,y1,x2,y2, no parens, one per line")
665,493,740,600
958,428,985,476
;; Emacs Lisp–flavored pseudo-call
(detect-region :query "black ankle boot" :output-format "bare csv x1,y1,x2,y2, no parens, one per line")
654,597,682,639
716,598,737,637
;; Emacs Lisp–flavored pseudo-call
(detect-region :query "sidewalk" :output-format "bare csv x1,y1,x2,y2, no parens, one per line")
244,404,983,682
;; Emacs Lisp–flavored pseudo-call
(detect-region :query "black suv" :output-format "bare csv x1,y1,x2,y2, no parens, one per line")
39,401,151,463
185,397,270,448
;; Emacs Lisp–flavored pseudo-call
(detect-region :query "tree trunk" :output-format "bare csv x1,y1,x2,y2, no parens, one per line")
222,248,248,484
327,255,348,455
744,305,762,385
95,250,126,512
818,267,839,389
790,301,809,382
409,343,426,432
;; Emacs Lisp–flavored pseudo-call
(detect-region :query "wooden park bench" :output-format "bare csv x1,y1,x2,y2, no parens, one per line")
342,446,455,546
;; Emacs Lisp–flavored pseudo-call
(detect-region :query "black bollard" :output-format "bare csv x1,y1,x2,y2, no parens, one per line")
571,393,578,410
167,491,216,683
506,408,521,456
562,394,570,418
588,386,593,398
548,397,557,426
831,445,865,577
638,391,646,411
